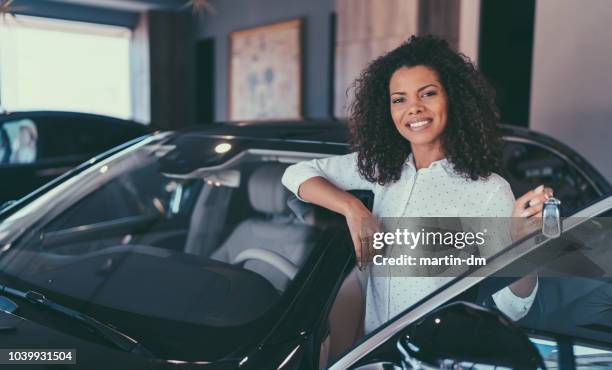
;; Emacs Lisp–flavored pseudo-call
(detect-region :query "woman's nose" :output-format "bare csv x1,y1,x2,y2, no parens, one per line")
408,102,424,115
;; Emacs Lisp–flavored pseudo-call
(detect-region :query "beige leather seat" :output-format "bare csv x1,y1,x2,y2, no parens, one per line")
211,164,318,291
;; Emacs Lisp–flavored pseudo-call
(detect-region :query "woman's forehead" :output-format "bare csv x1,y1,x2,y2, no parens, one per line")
389,65,441,91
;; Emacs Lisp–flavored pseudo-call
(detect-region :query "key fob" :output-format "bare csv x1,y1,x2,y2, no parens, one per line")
542,197,562,238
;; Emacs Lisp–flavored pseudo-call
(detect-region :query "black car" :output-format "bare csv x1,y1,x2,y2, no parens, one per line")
0,120,610,369
0,111,150,204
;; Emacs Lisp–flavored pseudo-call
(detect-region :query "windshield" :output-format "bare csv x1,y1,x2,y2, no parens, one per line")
0,132,325,361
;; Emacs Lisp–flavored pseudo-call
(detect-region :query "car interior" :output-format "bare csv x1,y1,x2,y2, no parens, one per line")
190,162,320,291
6,155,330,312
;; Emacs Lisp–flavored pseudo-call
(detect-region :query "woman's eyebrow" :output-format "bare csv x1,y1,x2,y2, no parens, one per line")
390,83,439,96
417,83,438,92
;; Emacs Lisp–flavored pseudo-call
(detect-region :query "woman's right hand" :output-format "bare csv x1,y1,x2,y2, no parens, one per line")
343,198,380,269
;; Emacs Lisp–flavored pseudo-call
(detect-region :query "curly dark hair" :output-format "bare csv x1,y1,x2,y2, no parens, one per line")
348,35,503,184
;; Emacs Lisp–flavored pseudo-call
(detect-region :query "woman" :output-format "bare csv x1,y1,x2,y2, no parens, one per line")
282,35,551,333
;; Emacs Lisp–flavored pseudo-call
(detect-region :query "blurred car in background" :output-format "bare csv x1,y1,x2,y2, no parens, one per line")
0,111,149,204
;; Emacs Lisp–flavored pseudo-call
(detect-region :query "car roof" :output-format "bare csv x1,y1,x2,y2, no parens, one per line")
184,120,351,144
184,119,541,146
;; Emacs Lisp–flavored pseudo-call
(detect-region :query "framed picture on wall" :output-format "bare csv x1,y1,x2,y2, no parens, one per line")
228,19,302,121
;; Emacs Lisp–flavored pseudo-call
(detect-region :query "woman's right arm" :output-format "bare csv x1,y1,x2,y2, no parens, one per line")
281,152,379,267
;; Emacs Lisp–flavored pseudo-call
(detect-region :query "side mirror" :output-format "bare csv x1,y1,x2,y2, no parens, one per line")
398,301,544,369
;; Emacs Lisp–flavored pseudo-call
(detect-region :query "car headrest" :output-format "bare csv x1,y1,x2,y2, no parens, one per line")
248,164,291,215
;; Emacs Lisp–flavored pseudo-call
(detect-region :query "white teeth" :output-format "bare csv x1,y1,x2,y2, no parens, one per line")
409,120,430,128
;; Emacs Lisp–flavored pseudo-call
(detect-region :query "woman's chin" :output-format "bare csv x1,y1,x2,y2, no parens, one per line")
402,134,440,147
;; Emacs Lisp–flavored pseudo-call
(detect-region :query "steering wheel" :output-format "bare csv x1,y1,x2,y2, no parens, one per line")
232,248,298,280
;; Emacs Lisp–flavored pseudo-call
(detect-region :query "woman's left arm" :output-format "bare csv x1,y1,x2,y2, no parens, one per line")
506,185,553,297
487,182,553,320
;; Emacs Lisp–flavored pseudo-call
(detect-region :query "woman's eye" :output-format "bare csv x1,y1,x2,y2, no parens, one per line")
421,91,437,98
392,97,405,104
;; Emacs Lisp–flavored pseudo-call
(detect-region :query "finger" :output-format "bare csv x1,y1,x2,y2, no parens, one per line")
527,192,548,207
527,197,542,208
366,236,375,267
543,187,554,200
363,236,372,266
352,235,362,267
516,185,544,208
360,235,368,265
519,203,543,218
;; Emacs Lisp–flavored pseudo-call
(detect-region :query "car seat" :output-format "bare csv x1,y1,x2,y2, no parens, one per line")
210,163,318,291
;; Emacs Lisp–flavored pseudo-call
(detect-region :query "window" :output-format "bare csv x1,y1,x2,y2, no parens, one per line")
0,15,132,119
0,119,38,164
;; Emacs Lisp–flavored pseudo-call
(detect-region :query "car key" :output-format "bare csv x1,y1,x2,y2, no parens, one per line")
542,197,562,238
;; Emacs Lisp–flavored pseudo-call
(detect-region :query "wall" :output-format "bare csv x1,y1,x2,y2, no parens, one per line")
148,10,195,129
334,0,419,118
196,0,335,121
530,0,612,182
458,0,481,64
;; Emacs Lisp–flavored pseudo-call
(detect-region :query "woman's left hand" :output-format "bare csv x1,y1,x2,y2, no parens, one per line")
510,185,554,242
512,184,554,218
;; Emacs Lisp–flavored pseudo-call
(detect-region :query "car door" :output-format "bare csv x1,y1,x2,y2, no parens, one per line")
329,195,612,369
0,111,148,204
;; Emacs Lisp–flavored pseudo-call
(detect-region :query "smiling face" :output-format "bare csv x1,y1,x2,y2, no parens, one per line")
389,65,448,150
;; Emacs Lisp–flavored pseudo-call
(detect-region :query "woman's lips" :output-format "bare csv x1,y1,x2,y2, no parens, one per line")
405,118,432,132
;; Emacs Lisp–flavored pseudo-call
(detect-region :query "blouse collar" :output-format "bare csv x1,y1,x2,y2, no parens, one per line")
405,153,455,175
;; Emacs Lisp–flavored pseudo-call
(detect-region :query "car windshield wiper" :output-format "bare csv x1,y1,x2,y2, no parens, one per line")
0,283,153,357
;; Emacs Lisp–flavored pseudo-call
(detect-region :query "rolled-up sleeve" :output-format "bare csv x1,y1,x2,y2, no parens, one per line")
492,279,538,321
281,152,373,202
479,181,515,257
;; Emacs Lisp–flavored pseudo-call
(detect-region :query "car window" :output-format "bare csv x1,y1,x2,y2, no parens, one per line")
0,124,9,163
503,140,601,214
33,116,124,160
0,115,145,166
445,212,612,367
529,336,559,369
574,342,612,369
528,336,612,369
456,212,612,368
329,198,612,369
42,160,184,232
